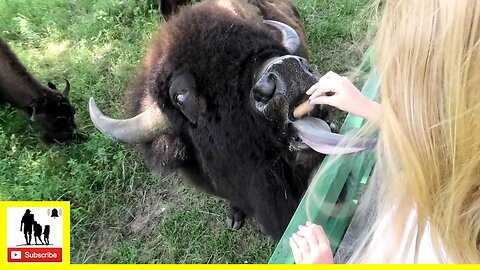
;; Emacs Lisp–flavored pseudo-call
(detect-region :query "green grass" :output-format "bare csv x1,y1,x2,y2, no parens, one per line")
0,0,370,264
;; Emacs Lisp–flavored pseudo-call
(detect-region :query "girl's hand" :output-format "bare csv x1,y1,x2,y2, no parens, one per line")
289,221,334,264
307,71,380,123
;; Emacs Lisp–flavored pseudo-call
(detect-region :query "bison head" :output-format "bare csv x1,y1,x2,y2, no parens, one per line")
89,18,322,150
88,4,330,237
32,80,78,143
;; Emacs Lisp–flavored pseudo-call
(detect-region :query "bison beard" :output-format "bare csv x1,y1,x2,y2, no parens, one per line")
90,0,329,239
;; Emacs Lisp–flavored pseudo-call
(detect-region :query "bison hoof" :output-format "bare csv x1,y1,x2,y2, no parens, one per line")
226,217,244,230
226,205,245,231
257,223,268,235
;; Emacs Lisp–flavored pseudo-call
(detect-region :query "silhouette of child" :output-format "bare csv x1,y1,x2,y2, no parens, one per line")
43,225,50,245
33,222,44,245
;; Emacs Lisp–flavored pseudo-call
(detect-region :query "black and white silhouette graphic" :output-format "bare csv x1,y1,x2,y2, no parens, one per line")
20,209,35,245
7,207,64,263
16,208,59,246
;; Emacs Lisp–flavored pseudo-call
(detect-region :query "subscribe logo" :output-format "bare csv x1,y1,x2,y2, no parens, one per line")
6,207,64,263
8,248,62,263
10,250,21,260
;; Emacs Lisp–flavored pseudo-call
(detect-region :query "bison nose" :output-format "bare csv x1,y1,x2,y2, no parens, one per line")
252,73,277,103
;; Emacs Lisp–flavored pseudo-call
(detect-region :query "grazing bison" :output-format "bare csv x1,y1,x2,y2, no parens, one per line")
90,0,333,238
0,37,78,143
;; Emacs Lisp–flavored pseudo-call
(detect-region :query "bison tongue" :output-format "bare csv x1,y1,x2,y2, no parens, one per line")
293,117,377,155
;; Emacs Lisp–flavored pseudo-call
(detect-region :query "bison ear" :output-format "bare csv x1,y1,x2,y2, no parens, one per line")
169,71,204,124
47,82,57,90
62,79,71,98
159,0,188,20
30,106,37,122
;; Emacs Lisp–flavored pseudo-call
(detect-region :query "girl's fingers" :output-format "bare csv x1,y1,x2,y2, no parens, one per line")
309,96,332,106
310,224,325,238
289,237,303,263
306,79,335,95
311,224,329,244
318,71,341,82
306,86,315,95
297,227,320,250
292,233,311,254
324,71,342,79
305,221,324,243
308,81,339,99
306,82,322,95
310,224,332,256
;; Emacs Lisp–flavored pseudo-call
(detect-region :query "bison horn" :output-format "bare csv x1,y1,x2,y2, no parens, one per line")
263,20,300,54
30,106,37,122
63,79,70,98
88,97,170,144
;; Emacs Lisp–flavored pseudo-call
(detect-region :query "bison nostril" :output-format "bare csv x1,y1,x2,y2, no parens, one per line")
253,74,276,103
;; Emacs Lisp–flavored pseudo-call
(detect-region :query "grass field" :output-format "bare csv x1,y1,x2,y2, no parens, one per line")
0,0,371,264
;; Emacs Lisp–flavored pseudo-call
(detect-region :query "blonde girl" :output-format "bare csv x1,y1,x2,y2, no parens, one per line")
290,0,480,263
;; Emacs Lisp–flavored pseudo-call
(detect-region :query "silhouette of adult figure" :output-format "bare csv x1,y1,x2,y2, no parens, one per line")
33,221,44,245
20,209,34,245
43,225,50,245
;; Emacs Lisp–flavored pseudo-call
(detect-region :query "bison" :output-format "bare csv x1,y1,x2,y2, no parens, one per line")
89,0,348,238
0,36,78,143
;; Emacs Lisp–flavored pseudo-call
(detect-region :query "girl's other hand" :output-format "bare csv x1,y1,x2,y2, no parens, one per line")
289,221,334,264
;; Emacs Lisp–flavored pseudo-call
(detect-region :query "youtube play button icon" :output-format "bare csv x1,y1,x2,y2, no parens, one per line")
10,250,21,260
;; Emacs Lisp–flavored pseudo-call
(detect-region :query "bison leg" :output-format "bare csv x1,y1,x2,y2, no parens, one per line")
225,205,245,231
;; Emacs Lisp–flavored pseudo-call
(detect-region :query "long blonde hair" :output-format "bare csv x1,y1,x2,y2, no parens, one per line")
347,0,480,263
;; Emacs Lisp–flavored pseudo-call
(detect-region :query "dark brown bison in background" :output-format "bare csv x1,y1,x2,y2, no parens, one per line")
0,37,78,143
89,0,329,238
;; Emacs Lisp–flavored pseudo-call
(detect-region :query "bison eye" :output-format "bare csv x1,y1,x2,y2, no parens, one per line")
175,93,186,106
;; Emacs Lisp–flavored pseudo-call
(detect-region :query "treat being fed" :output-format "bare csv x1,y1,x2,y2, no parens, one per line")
293,100,314,118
